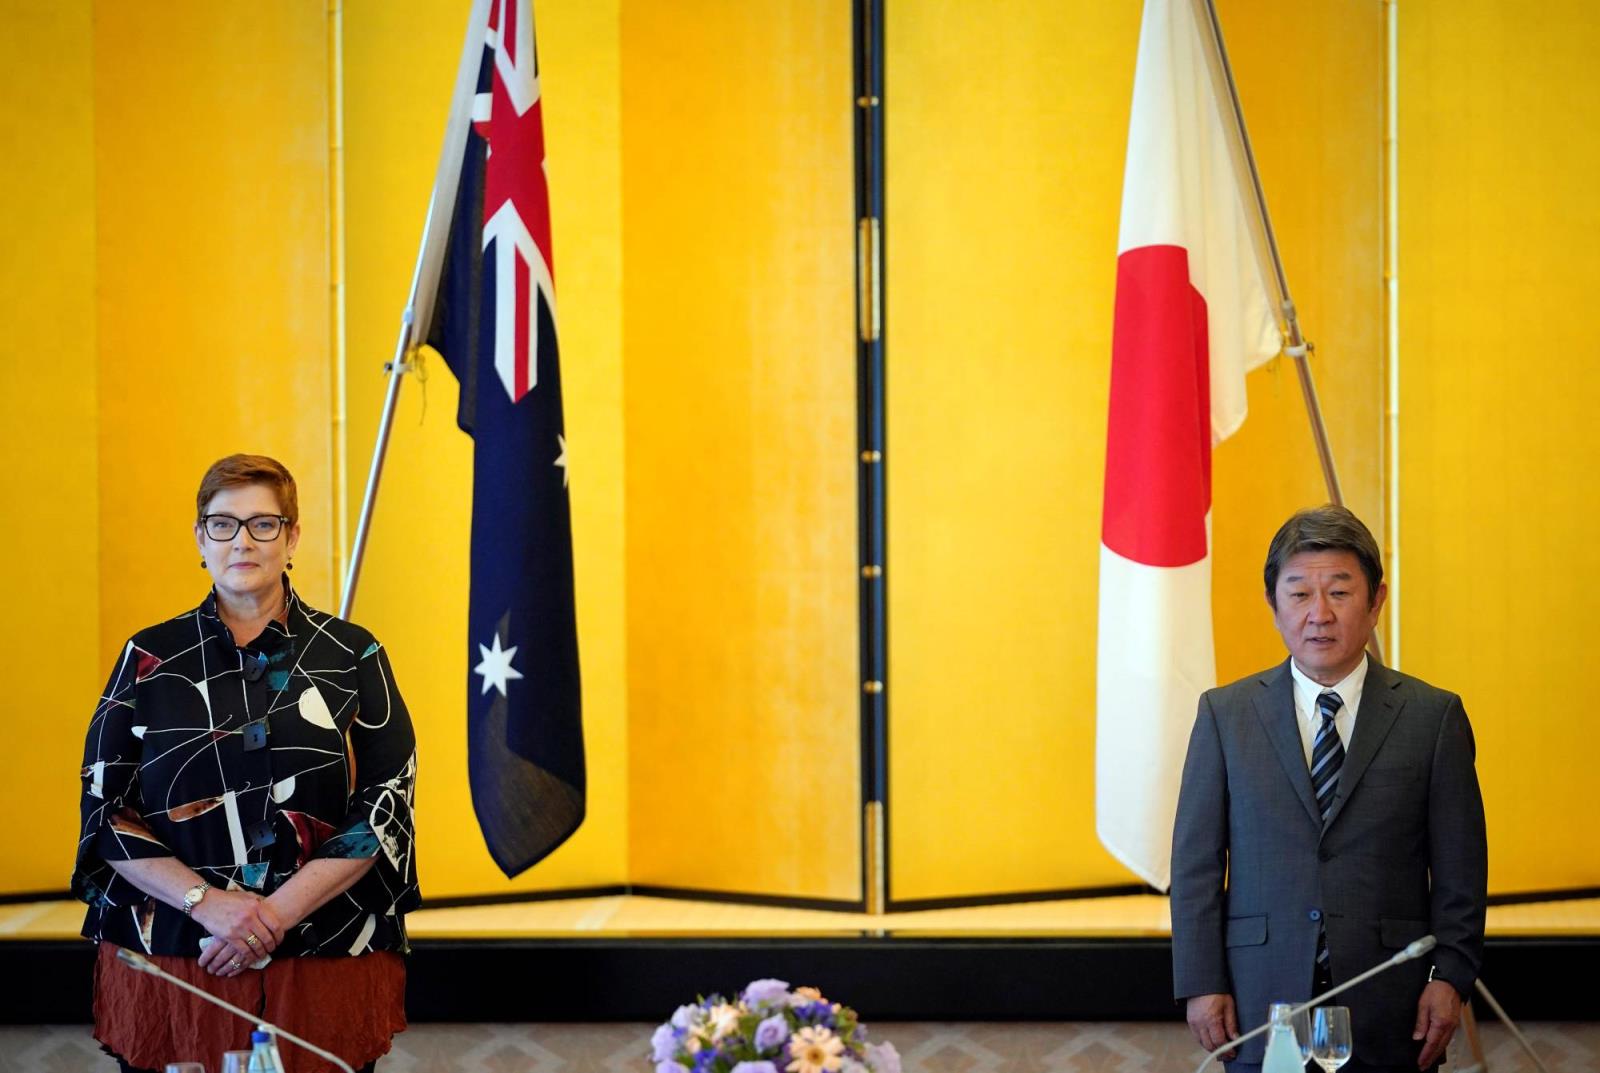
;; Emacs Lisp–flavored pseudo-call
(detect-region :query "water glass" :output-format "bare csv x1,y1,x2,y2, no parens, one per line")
221,1051,254,1073
1268,1002,1313,1061
1311,1005,1353,1072
165,1064,205,1073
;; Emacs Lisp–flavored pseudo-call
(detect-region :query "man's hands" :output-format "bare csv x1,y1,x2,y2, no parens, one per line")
192,889,285,977
1187,993,1241,1060
1413,979,1461,1069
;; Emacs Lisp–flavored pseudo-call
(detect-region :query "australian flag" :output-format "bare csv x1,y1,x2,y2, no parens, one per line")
427,0,584,877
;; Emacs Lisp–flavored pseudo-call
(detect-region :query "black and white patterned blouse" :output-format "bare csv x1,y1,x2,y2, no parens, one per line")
73,582,419,958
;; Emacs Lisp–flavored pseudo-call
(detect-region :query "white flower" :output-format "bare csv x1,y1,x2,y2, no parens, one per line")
709,1002,744,1041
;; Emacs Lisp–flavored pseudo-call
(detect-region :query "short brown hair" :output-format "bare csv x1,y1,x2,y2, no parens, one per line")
1264,505,1383,608
196,454,299,524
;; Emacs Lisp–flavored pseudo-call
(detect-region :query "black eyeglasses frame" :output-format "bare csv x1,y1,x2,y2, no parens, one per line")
199,514,292,542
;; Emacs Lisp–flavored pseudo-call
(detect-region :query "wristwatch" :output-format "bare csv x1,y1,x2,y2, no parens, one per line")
182,881,210,916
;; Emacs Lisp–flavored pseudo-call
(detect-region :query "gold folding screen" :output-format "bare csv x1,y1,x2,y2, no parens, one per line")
1399,0,1600,892
619,1,861,901
344,0,861,900
8,0,1598,903
342,0,630,896
2,1,100,891
884,0,1386,901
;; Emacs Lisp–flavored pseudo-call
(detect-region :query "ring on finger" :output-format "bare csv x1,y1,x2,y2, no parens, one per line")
244,933,260,949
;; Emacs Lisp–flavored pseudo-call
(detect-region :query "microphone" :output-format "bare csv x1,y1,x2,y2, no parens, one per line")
1191,935,1437,1073
115,947,355,1073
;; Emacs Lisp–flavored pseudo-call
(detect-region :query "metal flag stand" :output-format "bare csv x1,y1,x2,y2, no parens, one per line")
1193,0,1385,665
339,0,491,618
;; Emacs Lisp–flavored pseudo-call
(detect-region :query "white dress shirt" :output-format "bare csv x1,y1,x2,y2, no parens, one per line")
1289,654,1369,768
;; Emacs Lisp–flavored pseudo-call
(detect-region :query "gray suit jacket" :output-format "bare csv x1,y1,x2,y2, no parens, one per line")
1170,659,1487,1066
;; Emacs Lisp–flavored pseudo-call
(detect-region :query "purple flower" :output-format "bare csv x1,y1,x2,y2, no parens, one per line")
731,1064,779,1073
651,1023,680,1062
753,1014,789,1052
692,1048,717,1073
657,1064,682,1073
742,978,791,1007
670,1004,699,1029
865,1041,901,1073
795,1001,836,1027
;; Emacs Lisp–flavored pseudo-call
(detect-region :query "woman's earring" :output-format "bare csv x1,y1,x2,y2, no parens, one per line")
200,558,207,568
286,560,294,572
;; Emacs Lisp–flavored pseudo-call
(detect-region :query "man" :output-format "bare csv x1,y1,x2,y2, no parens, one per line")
1171,506,1487,1072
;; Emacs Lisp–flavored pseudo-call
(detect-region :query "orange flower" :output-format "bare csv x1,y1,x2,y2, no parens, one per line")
786,1026,845,1073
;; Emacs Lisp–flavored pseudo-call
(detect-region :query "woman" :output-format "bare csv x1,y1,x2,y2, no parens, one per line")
74,454,419,1073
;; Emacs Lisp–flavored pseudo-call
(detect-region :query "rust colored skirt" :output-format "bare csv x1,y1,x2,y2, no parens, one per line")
94,942,406,1073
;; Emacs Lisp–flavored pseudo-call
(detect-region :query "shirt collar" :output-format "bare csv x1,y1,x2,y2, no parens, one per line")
1289,652,1369,720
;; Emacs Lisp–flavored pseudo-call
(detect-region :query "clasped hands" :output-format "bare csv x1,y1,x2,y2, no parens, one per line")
191,888,287,978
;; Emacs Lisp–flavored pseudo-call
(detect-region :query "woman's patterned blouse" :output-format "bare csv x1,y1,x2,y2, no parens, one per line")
73,582,419,958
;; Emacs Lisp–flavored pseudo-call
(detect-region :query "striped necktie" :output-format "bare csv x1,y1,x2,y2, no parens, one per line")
1311,690,1345,822
1311,689,1345,984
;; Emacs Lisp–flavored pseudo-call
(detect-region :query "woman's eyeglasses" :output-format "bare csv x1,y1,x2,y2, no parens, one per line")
200,514,291,541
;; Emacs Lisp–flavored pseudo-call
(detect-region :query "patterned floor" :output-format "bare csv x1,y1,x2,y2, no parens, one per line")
1,1021,1594,1072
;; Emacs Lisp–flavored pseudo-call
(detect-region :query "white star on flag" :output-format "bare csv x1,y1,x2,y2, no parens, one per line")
474,632,524,696
554,433,567,487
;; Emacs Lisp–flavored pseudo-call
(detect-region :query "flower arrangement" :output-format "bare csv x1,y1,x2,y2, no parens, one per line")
650,979,901,1073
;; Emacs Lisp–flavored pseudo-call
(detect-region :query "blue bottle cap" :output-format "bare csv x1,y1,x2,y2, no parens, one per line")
251,1029,271,1044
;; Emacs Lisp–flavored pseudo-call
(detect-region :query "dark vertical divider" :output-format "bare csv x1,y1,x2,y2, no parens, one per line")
853,0,889,913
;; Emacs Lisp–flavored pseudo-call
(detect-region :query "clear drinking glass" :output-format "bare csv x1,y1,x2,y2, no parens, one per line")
165,1064,206,1073
221,1052,253,1073
1267,1003,1312,1061
1311,1006,1353,1072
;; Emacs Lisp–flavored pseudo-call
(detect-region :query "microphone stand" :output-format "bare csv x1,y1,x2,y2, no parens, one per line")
115,948,356,1073
1471,977,1553,1073
1191,936,1438,1073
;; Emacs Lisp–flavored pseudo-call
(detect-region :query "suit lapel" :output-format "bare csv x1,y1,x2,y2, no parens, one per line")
1253,660,1322,829
1322,660,1404,831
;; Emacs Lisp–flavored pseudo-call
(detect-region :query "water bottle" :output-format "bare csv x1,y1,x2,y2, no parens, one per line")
1262,1002,1307,1073
245,1027,284,1073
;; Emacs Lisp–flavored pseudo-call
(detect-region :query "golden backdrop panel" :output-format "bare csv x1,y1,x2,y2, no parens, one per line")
621,0,860,899
1209,0,1387,684
1399,0,1600,892
342,0,628,895
0,0,98,893
886,0,1384,901
93,1,336,657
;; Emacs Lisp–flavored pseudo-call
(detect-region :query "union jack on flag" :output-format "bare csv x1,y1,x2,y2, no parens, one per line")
428,0,585,878
475,0,555,405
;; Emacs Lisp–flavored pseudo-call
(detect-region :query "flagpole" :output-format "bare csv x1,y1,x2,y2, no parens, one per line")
340,0,492,618
1192,0,1384,663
